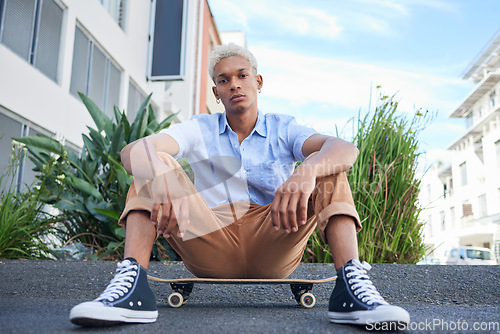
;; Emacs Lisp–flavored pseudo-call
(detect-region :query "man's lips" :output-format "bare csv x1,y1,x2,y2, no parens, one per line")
230,94,245,102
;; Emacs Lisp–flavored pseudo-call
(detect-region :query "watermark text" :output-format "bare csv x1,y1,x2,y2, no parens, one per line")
366,319,500,332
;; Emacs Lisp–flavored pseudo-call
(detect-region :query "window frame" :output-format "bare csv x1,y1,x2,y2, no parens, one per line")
0,107,53,192
459,161,467,186
69,24,122,117
478,194,487,218
147,0,188,81
0,0,64,83
495,139,500,168
99,0,128,30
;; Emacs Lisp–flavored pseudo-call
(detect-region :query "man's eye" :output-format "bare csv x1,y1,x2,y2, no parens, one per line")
240,74,248,78
218,79,227,84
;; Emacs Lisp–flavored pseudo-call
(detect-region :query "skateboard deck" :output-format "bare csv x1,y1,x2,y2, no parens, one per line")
147,272,337,308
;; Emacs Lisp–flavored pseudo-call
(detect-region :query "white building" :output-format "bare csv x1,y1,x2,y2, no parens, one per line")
0,0,223,189
421,30,500,262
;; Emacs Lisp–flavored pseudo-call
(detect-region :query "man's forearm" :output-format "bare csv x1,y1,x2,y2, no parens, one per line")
120,138,172,180
297,137,359,178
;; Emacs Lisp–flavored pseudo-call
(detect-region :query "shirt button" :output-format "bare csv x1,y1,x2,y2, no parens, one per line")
242,170,246,174
233,144,238,148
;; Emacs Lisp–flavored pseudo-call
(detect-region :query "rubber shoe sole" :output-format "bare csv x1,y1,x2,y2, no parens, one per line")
328,305,410,325
70,301,158,327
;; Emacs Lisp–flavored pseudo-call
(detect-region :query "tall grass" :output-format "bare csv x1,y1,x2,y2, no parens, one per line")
303,91,430,264
0,144,60,259
350,92,429,263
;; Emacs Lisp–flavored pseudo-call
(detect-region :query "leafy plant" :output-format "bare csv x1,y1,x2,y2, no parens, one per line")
15,93,178,260
303,90,430,264
0,143,60,259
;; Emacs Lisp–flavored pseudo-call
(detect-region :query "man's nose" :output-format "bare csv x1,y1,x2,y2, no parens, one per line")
230,78,241,90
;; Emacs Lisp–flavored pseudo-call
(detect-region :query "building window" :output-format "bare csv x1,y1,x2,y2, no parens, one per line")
450,207,455,228
0,0,63,82
440,211,445,231
0,112,23,191
69,26,122,118
0,110,51,192
474,138,484,163
462,202,473,217
465,111,473,128
99,0,126,29
127,81,146,121
478,194,487,218
126,81,158,121
496,140,500,168
490,90,497,108
459,162,467,186
149,0,187,80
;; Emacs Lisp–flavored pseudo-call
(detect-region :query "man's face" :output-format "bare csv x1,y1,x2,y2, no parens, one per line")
212,55,263,114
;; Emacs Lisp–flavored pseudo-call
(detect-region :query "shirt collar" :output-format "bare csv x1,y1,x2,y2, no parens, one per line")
219,112,229,134
218,110,267,137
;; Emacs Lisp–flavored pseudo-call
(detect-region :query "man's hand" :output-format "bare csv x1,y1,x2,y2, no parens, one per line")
150,170,190,239
270,167,316,233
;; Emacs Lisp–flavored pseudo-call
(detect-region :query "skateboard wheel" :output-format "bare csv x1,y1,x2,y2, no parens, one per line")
168,292,184,308
299,293,316,308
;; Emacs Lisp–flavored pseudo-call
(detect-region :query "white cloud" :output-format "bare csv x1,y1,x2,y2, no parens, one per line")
420,148,455,167
403,0,459,13
276,7,342,39
353,0,458,15
209,0,461,42
306,115,357,138
419,120,465,149
209,0,343,40
255,46,471,116
208,0,251,30
252,46,472,150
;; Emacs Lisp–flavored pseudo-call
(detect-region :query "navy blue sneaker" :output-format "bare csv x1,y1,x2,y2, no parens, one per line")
329,259,409,325
70,258,158,326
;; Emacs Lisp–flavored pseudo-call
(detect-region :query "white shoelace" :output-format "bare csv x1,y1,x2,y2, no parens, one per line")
96,260,138,302
345,259,388,306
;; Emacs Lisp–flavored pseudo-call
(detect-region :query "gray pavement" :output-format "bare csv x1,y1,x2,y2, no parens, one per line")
0,260,499,333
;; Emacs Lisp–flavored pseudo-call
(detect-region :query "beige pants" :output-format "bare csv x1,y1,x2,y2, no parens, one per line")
119,153,361,279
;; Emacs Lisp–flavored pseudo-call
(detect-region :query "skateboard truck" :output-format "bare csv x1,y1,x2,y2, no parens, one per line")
290,283,316,308
168,282,194,308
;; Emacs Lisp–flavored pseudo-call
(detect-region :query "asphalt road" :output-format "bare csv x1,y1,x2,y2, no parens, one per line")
1,260,499,333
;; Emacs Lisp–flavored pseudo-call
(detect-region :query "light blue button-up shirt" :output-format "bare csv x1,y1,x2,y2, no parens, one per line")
161,111,316,207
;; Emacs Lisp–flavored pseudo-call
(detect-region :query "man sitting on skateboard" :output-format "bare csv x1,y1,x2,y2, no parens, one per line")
70,43,410,326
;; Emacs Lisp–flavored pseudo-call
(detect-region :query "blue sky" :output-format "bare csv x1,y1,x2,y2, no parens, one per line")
208,0,499,165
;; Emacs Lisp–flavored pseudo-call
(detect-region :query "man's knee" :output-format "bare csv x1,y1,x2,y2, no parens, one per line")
124,210,150,227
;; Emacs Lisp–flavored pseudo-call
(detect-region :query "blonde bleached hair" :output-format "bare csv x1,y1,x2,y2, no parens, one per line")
208,43,258,82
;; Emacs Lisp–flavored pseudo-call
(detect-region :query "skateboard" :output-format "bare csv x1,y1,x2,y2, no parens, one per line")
147,273,337,308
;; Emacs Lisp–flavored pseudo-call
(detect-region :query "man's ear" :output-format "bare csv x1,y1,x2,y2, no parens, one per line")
256,74,263,90
212,86,219,99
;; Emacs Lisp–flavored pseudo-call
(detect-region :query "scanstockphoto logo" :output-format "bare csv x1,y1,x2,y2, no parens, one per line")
366,319,500,332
